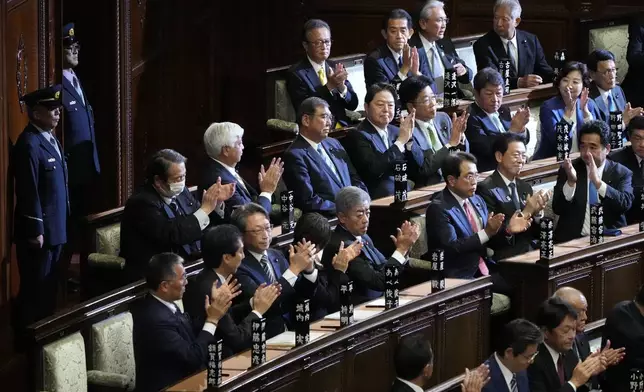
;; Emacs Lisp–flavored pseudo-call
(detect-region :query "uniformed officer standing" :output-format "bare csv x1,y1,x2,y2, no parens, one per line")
12,85,69,343
62,22,99,218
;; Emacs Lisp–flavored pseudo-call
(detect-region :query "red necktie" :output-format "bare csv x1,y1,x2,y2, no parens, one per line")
557,354,565,385
463,200,489,276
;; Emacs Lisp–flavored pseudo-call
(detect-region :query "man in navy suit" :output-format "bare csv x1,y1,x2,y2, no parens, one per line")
392,334,489,392
466,67,530,172
120,149,234,281
622,16,644,109
132,253,232,392
286,19,358,127
474,0,554,90
322,186,420,305
483,319,542,392
231,203,318,336
609,115,644,224
587,49,643,126
552,121,633,243
425,152,530,282
364,9,433,92
61,23,100,219
283,97,366,215
12,85,68,344
343,83,423,198
399,75,469,186
477,134,549,260
183,225,280,358
200,122,282,222
408,1,473,97
528,297,606,392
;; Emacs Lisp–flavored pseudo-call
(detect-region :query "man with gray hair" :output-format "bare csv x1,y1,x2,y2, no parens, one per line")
283,97,367,215
287,19,359,127
200,121,283,222
321,186,421,304
409,0,473,97
553,287,591,361
473,0,554,89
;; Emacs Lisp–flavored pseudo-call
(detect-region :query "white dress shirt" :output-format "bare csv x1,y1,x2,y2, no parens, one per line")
388,46,408,82
419,34,445,93
562,101,595,154
396,378,424,392
151,293,217,335
367,119,406,152
499,33,519,73
448,189,490,244
63,68,85,105
307,56,347,97
544,342,578,391
213,158,273,202
562,160,607,236
354,234,407,265
247,250,318,287
494,352,517,392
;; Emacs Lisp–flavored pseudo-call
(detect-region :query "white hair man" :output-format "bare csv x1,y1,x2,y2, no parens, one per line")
473,0,554,89
409,0,473,97
200,121,283,222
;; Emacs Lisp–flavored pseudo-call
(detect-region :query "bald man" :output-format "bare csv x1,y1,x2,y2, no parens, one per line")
553,287,590,360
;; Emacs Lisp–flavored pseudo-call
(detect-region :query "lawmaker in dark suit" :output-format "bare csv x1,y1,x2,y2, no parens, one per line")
120,149,232,281
425,152,531,281
534,62,603,160
200,122,279,222
552,121,633,243
321,187,420,305
466,68,530,172
231,203,318,336
364,9,433,92
528,297,603,392
286,19,358,127
283,97,367,215
601,284,644,392
609,116,644,224
483,318,542,392
182,225,280,358
477,134,549,260
398,75,470,187
343,83,423,198
132,253,230,392
621,16,644,109
408,1,473,98
292,213,360,319
61,23,100,219
12,85,69,341
473,0,554,89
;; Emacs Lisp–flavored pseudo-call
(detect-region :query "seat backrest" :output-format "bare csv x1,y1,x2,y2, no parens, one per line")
90,312,136,391
588,24,629,83
95,222,121,256
453,34,483,77
42,332,88,392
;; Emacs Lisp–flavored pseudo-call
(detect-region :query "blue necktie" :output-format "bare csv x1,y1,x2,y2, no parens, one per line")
607,93,617,112
362,240,385,266
397,56,403,69
588,181,599,206
317,144,341,182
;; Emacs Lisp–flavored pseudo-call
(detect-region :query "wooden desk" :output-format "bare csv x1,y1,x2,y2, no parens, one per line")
499,224,644,321
164,277,492,392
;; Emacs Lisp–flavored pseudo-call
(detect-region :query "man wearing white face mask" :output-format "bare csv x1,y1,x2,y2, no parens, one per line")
121,149,235,281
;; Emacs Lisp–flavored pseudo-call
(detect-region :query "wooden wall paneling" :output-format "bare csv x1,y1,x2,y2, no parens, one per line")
1,0,7,305
597,250,643,319
350,331,392,392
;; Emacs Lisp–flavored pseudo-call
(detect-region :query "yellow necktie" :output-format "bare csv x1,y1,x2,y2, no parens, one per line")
318,68,327,85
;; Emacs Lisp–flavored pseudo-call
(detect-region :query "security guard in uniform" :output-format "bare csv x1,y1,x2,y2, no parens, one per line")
12,85,69,346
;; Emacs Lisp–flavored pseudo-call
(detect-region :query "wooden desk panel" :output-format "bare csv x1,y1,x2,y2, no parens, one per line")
499,224,644,321
165,277,492,392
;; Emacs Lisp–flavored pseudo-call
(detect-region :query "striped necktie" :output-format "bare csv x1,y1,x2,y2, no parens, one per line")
260,254,276,284
510,374,518,392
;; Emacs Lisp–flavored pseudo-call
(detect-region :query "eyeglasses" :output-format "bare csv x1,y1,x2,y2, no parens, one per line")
521,351,539,361
599,68,618,76
461,173,480,182
64,44,81,53
308,39,332,48
413,96,437,107
431,17,449,25
163,273,187,284
246,224,274,235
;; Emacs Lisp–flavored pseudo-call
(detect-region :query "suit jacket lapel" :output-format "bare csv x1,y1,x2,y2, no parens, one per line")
267,250,283,277
516,31,528,77
444,190,474,235
383,50,400,79
62,77,85,107
435,115,451,146
591,85,608,118
413,126,431,151
490,170,516,208
37,132,64,164
322,139,351,187
301,65,321,91
305,141,343,188
481,114,501,134
471,197,487,228
613,87,626,110
490,33,511,73
362,121,388,152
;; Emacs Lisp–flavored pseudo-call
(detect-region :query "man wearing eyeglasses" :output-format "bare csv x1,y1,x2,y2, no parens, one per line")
473,0,554,89
231,203,319,336
286,19,358,128
408,0,473,98
283,97,367,215
587,49,643,127
609,115,644,224
424,152,530,284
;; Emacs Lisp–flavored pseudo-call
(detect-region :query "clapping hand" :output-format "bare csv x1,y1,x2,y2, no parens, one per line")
332,240,364,273
449,112,469,146
258,158,284,194
391,220,420,254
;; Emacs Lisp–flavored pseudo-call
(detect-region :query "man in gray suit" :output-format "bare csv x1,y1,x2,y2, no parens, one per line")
399,75,469,186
